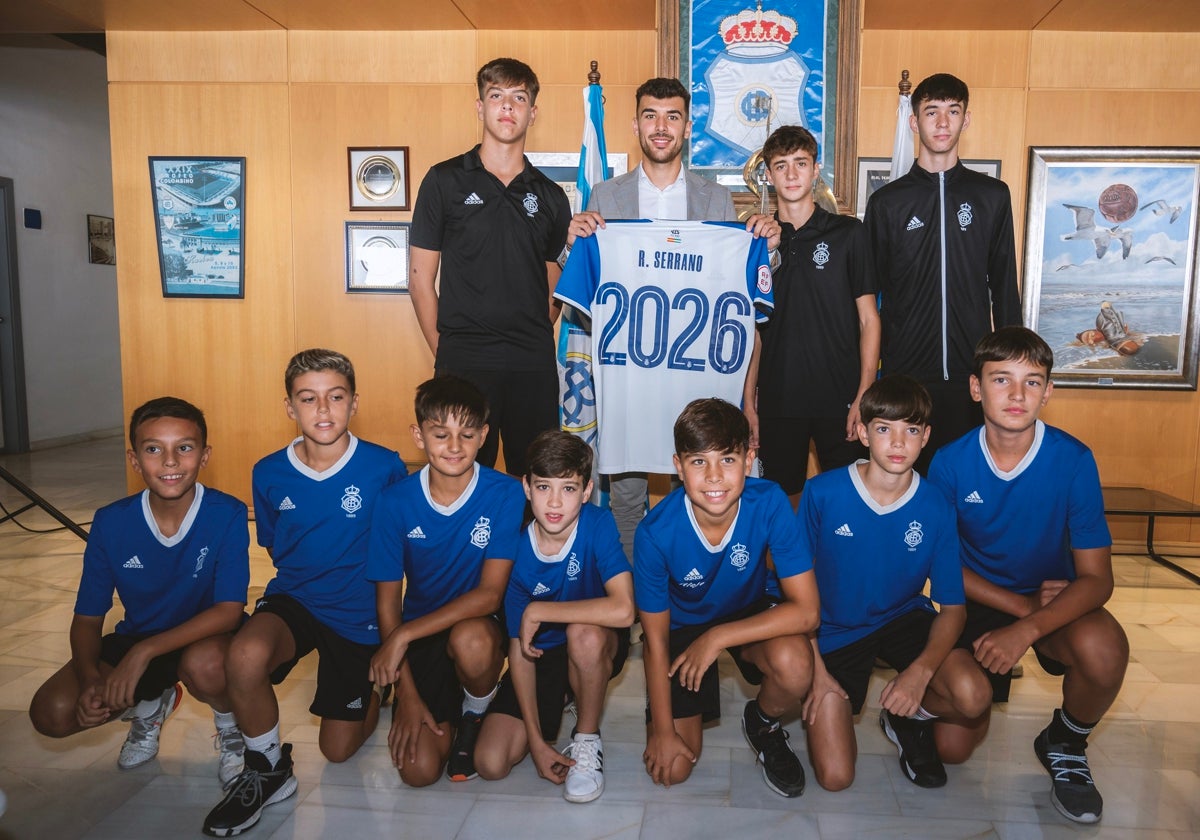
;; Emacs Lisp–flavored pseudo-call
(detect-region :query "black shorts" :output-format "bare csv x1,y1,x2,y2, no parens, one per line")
489,627,631,742
100,633,184,703
253,593,378,722
646,599,774,725
956,600,1067,703
758,415,866,496
819,609,935,715
404,616,506,727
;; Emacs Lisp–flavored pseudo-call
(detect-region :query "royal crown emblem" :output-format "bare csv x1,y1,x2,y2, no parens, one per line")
720,2,797,55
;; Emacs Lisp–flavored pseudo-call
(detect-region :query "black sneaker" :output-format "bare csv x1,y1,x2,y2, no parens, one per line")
880,710,947,788
202,745,298,837
741,700,805,797
1034,727,1103,824
446,711,483,781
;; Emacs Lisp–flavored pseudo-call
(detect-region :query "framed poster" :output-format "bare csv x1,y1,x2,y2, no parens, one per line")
348,147,410,211
148,157,245,299
87,214,115,265
1023,146,1200,389
854,157,1002,219
526,152,629,213
663,0,859,214
346,222,411,293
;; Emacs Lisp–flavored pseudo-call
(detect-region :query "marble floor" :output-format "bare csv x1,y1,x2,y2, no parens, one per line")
0,437,1197,839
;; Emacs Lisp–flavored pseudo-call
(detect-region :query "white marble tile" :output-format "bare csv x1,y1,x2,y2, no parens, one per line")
818,811,999,839
458,794,644,840
642,801,820,838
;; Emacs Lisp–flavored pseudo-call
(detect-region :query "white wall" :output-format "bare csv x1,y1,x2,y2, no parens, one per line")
0,44,121,446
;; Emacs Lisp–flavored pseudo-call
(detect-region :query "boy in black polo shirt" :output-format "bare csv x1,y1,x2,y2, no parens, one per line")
409,57,571,477
743,125,880,503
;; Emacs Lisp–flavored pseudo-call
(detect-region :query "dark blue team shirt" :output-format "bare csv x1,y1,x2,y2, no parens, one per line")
252,435,407,644
927,421,1111,594
75,484,250,635
634,477,812,629
504,504,631,649
366,464,524,621
799,464,964,654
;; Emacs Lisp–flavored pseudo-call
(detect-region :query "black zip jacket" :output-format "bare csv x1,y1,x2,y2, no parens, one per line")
864,160,1020,384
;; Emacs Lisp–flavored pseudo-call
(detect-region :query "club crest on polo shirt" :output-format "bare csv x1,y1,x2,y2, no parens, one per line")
341,484,363,516
904,520,924,550
193,546,209,578
566,553,581,580
523,193,539,216
812,241,830,269
729,542,750,571
470,516,492,548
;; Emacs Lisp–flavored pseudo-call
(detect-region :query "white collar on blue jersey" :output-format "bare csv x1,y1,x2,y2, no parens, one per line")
528,518,581,563
141,482,205,548
285,432,358,480
684,495,741,552
848,460,920,515
980,420,1045,481
419,462,480,515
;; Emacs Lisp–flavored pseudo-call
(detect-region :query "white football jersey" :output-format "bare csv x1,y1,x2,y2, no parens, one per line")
555,220,772,473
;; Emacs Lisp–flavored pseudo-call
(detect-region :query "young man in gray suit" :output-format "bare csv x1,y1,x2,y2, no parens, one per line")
564,77,780,559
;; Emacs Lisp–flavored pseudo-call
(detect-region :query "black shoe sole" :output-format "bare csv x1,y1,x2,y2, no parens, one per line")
880,711,947,789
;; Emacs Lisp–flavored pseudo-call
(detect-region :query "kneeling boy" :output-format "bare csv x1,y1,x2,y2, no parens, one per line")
637,398,818,797
474,431,634,802
368,375,525,786
203,350,407,837
929,327,1128,824
30,397,250,786
799,375,990,792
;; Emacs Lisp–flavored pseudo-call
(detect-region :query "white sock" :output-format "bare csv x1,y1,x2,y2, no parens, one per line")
913,705,939,721
462,684,498,716
573,731,600,742
244,723,282,767
213,710,237,731
132,697,160,719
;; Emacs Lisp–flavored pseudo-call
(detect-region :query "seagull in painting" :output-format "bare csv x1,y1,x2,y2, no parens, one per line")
1062,204,1134,260
1141,199,1183,223
1056,263,1084,271
1145,255,1177,265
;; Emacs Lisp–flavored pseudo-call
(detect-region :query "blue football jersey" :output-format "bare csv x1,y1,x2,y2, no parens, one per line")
504,504,631,649
928,421,1111,594
634,477,811,629
799,464,963,654
75,484,250,635
367,464,525,621
252,435,407,644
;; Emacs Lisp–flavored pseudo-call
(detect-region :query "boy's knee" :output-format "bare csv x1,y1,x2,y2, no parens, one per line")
1071,615,1129,688
318,735,361,764
447,621,500,670
566,624,609,666
953,668,993,720
399,761,443,788
28,692,74,738
760,640,813,698
178,646,225,697
474,747,512,781
814,764,854,792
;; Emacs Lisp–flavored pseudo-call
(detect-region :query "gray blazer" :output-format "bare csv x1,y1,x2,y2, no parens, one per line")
586,168,737,222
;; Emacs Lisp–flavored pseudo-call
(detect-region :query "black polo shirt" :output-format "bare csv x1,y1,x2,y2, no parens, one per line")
410,145,570,371
756,206,878,418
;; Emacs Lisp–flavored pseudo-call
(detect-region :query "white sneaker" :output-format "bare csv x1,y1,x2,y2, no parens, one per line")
213,721,245,788
118,684,183,770
562,733,604,803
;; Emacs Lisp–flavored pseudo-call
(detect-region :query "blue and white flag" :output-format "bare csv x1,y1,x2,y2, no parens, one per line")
890,89,914,181
576,83,608,211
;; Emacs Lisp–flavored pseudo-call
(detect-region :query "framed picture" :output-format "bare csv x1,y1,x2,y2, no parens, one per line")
345,221,411,293
87,213,115,265
148,157,245,299
662,0,859,214
348,147,410,211
526,152,629,213
854,158,1002,219
1023,146,1200,389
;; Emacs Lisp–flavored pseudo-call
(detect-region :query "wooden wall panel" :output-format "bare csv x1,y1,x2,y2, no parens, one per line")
288,31,477,83
1029,32,1200,91
859,30,1031,90
107,30,288,82
109,81,295,504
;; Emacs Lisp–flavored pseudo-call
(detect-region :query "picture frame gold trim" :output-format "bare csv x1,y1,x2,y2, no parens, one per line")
660,0,859,216
348,146,411,212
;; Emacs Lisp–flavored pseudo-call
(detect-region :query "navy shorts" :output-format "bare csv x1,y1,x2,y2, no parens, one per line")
489,627,631,741
956,600,1067,702
253,593,378,722
819,609,936,715
100,633,183,703
403,615,505,727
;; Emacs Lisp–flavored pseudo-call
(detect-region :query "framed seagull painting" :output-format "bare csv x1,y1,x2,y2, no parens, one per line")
1023,146,1200,389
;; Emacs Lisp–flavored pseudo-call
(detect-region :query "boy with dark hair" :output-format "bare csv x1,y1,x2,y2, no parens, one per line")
368,375,526,786
744,124,880,503
202,349,407,837
928,326,1128,824
864,72,1020,474
474,430,633,802
636,398,818,798
798,375,990,791
409,57,571,477
30,397,250,786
